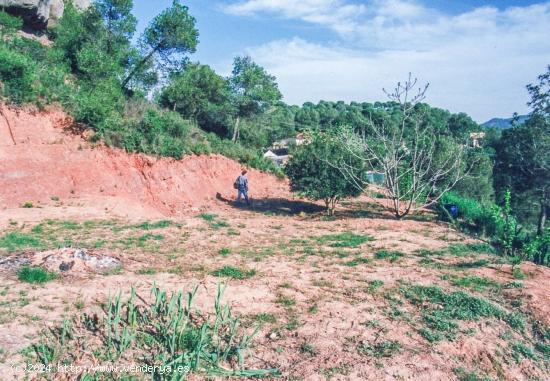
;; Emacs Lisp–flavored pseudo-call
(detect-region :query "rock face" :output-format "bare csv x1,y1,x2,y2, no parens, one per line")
0,0,90,29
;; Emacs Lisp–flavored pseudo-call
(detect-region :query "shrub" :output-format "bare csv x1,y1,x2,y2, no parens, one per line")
0,46,37,104
439,192,495,236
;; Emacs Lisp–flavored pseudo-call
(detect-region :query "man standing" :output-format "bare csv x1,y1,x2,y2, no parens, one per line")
235,169,250,206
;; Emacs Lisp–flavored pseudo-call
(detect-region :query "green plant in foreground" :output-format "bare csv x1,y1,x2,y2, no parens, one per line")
29,285,279,378
17,266,57,284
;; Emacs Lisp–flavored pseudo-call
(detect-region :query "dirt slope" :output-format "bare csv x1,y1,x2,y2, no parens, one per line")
0,105,290,217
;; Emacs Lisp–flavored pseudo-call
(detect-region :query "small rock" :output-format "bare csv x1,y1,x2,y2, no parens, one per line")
59,261,74,272
73,249,90,261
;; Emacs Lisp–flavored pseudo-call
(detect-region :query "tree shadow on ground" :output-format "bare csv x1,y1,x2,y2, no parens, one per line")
217,193,325,216
217,193,437,222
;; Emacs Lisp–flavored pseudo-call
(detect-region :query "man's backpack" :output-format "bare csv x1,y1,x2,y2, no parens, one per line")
233,177,239,189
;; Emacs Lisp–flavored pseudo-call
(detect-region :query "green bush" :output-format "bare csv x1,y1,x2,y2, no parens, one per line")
439,192,496,236
0,46,37,104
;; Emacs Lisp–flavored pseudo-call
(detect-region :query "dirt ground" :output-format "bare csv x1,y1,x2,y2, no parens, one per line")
0,106,549,380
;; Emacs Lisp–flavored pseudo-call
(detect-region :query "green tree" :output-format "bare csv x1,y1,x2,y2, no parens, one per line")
229,56,282,142
331,75,470,219
494,67,550,235
95,0,137,54
159,63,232,135
494,115,550,235
285,133,365,216
122,0,198,88
527,65,550,118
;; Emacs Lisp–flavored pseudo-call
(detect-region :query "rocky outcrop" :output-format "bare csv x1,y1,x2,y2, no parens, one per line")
0,0,90,29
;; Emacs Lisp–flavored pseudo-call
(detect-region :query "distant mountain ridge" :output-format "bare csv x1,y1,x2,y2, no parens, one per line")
481,115,529,129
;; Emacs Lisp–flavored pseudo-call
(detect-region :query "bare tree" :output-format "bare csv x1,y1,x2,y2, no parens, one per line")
330,74,471,219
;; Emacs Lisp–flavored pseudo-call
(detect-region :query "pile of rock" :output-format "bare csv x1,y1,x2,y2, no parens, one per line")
0,248,121,276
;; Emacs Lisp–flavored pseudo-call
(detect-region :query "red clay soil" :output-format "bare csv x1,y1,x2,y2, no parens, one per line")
0,104,290,216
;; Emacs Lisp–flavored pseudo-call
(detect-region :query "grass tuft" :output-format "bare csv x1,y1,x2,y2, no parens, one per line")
375,250,404,262
315,232,373,248
210,266,256,280
17,266,57,284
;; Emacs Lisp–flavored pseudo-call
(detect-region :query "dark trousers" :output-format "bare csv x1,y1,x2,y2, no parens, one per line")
237,188,249,205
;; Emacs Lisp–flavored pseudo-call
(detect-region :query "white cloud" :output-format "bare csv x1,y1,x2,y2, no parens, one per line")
222,0,367,35
224,0,550,121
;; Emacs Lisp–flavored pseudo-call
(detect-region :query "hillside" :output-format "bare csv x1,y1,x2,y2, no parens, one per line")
0,106,549,380
0,104,289,224
482,115,529,129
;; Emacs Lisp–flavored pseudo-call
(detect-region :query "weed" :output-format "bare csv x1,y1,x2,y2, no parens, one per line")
137,268,158,275
535,342,550,359
17,266,57,284
0,231,43,252
358,340,401,358
505,313,526,331
300,342,317,356
503,281,523,289
511,342,536,362
451,276,501,291
218,248,231,257
453,259,490,269
285,315,301,330
316,232,373,248
402,285,523,342
308,303,319,314
276,294,296,307
366,280,384,294
453,367,493,381
320,365,351,379
136,220,171,230
22,201,34,208
312,279,333,288
512,267,527,279
198,213,217,222
74,299,85,310
210,266,256,280
198,213,229,230
30,285,279,378
103,266,123,276
375,250,404,262
252,313,277,324
343,257,370,266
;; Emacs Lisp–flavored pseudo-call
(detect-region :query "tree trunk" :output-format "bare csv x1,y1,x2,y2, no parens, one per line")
538,200,547,236
232,116,241,142
122,46,159,88
324,199,331,216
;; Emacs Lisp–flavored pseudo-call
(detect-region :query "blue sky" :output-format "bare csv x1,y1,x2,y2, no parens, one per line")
133,1,550,122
